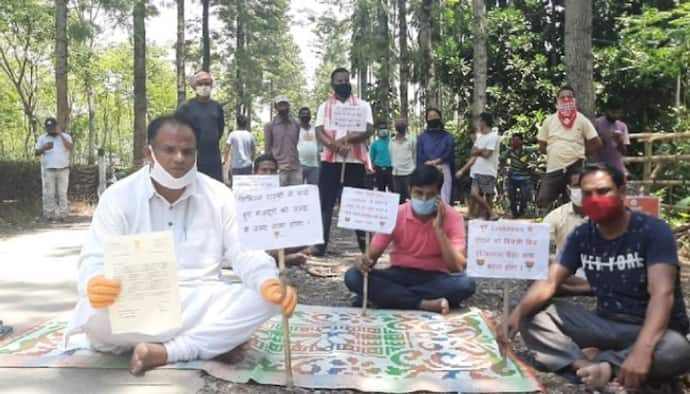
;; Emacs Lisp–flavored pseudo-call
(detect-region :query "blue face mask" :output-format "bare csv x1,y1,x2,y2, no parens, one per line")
411,196,437,216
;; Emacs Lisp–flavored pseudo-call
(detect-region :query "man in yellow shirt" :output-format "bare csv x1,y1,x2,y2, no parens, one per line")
536,85,601,208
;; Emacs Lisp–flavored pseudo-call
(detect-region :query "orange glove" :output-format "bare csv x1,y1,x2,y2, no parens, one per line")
260,279,297,317
87,276,121,309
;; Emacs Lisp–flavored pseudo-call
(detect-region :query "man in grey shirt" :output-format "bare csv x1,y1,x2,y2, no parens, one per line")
176,71,225,182
264,95,301,186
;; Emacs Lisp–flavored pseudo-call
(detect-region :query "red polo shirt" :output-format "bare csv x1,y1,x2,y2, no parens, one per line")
371,202,465,273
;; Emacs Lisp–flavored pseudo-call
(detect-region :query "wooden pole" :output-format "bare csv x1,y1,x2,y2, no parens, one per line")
340,132,349,184
502,280,510,357
362,232,371,316
277,249,294,388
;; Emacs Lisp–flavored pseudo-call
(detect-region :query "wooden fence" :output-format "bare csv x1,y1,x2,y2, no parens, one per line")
623,132,690,211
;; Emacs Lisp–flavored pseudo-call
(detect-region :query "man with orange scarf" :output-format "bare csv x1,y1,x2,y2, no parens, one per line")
309,67,374,257
536,85,601,209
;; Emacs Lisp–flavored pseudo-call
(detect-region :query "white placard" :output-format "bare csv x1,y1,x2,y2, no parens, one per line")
467,220,550,280
236,185,323,250
331,105,368,131
337,187,399,234
232,175,279,192
104,231,182,335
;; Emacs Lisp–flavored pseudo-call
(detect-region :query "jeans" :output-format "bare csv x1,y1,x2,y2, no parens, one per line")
392,175,411,204
344,266,476,309
520,300,690,382
42,167,70,219
374,166,393,191
302,165,319,185
279,167,303,186
508,174,531,218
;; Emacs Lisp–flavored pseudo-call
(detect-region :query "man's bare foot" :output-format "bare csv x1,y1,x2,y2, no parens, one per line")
576,361,613,389
419,298,450,315
581,347,600,361
129,342,168,375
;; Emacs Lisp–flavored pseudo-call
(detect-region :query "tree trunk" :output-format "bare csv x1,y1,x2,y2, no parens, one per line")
419,0,437,108
376,0,390,117
202,0,210,72
133,0,147,165
564,0,594,119
234,8,244,117
86,85,96,164
55,0,69,130
471,0,487,131
176,0,186,105
398,0,408,119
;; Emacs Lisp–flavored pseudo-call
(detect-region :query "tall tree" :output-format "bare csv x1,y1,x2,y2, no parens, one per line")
201,0,210,71
371,0,392,120
351,0,374,99
418,0,438,108
564,0,594,119
0,0,52,157
133,0,147,165
176,0,185,105
471,0,487,130
398,0,409,119
55,0,69,130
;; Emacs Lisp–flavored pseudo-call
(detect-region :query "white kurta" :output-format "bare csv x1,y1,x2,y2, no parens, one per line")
64,167,280,362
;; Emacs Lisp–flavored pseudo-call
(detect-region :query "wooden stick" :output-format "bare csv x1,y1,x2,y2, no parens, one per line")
340,132,350,184
502,280,510,357
277,249,294,388
362,232,371,316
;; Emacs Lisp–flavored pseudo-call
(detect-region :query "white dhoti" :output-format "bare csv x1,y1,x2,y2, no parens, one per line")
74,281,279,362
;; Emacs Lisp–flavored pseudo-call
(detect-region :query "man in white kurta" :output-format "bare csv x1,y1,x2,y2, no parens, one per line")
64,114,296,374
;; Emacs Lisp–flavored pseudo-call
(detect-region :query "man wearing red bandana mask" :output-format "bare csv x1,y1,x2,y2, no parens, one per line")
499,163,690,391
536,86,602,209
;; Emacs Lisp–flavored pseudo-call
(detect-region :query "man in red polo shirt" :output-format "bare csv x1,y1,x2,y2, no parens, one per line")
344,165,476,314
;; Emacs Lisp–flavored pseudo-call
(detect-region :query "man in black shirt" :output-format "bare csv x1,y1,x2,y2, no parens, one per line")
176,71,225,181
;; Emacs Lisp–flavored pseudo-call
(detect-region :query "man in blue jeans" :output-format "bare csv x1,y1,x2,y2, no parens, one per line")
344,165,476,314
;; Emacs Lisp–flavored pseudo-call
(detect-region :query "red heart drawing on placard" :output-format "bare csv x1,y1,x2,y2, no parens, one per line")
379,221,385,227
525,260,534,268
274,231,280,237
476,259,485,266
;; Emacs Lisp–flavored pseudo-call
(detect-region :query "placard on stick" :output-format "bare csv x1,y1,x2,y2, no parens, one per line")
331,105,369,131
232,175,279,192
235,185,323,250
467,220,550,280
337,187,399,234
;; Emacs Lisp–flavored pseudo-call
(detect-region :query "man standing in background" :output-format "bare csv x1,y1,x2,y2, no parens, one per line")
264,95,302,186
297,107,320,185
223,114,255,185
389,118,416,203
35,117,73,222
594,98,630,176
176,71,225,182
370,120,393,192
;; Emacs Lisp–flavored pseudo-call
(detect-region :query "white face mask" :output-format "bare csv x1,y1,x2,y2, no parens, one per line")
148,146,197,190
195,85,212,97
568,186,582,206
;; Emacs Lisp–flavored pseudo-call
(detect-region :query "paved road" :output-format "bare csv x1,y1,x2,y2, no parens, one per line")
0,222,205,394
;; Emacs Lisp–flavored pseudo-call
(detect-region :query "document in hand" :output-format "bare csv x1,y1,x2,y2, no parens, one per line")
104,231,182,335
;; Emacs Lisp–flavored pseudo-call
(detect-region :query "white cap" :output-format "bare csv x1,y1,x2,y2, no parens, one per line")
273,95,289,104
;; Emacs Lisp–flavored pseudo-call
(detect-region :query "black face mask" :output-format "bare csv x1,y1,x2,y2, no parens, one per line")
278,109,289,117
299,116,311,124
395,125,407,134
333,83,352,98
427,119,442,129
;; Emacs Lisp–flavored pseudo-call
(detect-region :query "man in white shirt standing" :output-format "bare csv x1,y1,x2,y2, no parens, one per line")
297,107,320,185
35,117,73,222
310,67,374,256
64,114,297,375
469,112,500,220
223,114,256,185
389,118,416,204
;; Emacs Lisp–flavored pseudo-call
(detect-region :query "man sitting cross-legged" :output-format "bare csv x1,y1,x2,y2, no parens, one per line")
498,163,690,390
344,164,476,314
63,114,297,375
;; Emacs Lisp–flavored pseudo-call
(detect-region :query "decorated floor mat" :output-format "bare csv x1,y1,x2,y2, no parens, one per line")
0,306,542,393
